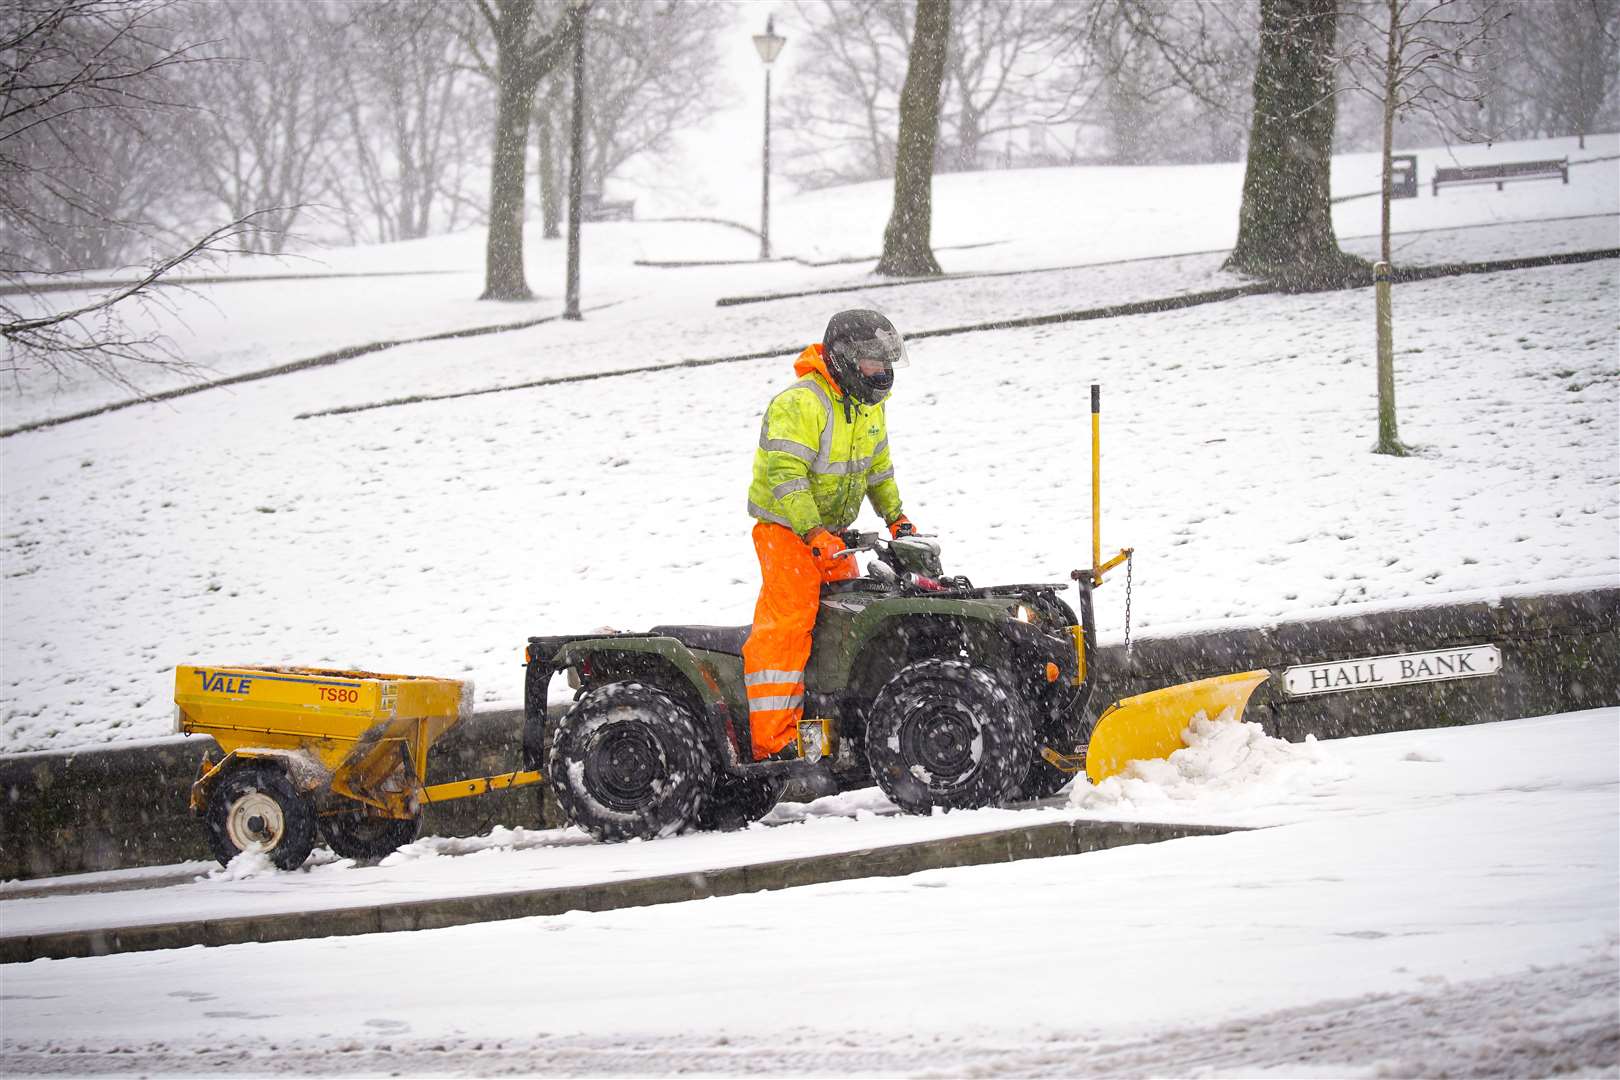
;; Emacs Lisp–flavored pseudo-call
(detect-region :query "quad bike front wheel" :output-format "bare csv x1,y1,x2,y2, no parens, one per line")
205,763,318,870
865,660,1034,815
319,809,422,860
548,681,714,842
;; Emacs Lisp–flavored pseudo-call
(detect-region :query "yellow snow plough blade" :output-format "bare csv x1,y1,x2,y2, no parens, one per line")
1084,669,1272,784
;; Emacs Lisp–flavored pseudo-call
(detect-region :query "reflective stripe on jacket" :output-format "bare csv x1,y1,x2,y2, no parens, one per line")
747,344,903,536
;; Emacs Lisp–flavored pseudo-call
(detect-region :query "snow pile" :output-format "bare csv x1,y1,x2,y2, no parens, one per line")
205,846,344,880
380,824,585,864
763,785,896,826
1071,711,1352,815
206,850,277,881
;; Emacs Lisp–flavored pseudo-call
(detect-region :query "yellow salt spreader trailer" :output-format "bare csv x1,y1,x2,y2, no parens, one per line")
174,665,543,868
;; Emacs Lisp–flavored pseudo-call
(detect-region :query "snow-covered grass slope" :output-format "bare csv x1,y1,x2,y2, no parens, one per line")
0,134,1616,753
5,133,1614,426
3,710,1615,1075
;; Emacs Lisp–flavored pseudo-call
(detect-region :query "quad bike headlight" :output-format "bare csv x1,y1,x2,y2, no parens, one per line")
1013,604,1033,624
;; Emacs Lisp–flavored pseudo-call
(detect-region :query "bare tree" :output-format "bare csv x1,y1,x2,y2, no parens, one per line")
465,0,577,301
778,0,909,188
535,70,564,239
1343,0,1503,263
877,0,950,276
329,0,478,244
3,213,275,390
1044,0,1257,165
430,73,494,236
530,0,730,221
170,1,347,256
1226,0,1366,288
780,0,1077,187
1507,0,1619,148
2,0,198,273
587,0,727,193
943,0,1061,170
0,0,266,388
1339,0,1504,455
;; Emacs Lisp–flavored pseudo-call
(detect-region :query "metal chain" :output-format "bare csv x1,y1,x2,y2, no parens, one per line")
1123,550,1135,656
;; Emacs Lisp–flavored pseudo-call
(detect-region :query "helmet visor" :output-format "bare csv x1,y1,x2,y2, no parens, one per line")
835,325,909,375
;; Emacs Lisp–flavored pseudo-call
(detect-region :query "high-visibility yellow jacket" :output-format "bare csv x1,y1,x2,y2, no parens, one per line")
747,345,904,537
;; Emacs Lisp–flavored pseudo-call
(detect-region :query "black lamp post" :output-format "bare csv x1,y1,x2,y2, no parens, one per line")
752,15,785,261
564,0,588,320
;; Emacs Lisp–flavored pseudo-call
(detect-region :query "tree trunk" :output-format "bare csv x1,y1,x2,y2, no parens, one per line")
483,65,537,300
537,101,561,240
1379,0,1397,267
1226,0,1367,290
1373,0,1407,456
954,98,982,171
876,0,950,278
479,0,572,301
1374,262,1406,455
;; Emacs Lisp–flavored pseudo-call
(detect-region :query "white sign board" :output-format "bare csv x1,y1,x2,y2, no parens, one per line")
1283,644,1500,697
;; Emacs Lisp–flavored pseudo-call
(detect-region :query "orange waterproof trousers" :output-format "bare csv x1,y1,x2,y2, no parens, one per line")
742,522,858,759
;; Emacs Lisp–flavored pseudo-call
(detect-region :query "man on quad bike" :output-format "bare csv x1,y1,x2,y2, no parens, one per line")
743,309,918,763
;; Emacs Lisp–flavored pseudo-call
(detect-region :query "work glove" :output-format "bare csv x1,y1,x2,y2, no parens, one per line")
804,526,847,573
889,516,918,539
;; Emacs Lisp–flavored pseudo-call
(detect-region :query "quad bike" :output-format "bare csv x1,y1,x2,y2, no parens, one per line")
522,386,1270,842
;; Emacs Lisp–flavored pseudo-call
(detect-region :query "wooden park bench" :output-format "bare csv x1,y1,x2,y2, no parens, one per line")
1432,158,1568,195
581,193,636,222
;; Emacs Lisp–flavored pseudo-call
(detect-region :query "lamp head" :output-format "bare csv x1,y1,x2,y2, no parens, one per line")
753,15,786,65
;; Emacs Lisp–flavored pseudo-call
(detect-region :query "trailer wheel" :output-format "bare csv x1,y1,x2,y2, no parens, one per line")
205,763,317,870
319,810,422,861
548,681,713,842
865,660,1033,815
697,774,784,832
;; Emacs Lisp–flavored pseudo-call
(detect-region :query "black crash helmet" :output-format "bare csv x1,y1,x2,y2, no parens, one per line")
823,308,908,405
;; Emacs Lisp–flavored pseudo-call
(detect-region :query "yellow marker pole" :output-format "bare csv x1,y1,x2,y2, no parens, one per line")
1091,384,1101,586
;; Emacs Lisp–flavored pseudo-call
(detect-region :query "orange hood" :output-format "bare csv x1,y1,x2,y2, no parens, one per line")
793,344,843,395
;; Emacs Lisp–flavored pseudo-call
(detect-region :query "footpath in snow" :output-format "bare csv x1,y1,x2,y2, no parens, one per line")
1,709,1615,1075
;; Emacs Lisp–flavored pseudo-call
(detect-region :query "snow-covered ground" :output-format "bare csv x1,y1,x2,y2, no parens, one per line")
3,710,1615,1075
1,135,1616,753
2,130,1617,1077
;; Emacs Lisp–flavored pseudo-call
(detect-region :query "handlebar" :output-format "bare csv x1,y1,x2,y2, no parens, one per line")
833,529,936,557
833,530,877,557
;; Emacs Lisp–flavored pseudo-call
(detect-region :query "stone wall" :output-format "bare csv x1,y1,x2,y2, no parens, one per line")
1093,586,1618,741
2,586,1613,881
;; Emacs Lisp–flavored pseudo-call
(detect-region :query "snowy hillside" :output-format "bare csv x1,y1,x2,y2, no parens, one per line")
1,133,1616,753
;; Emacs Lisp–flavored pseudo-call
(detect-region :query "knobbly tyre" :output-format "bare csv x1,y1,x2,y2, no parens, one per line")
522,385,1270,842
174,666,543,869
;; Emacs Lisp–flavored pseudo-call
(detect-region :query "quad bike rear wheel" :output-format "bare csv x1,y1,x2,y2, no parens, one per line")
205,763,317,870
548,681,714,842
865,660,1033,814
319,810,422,860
